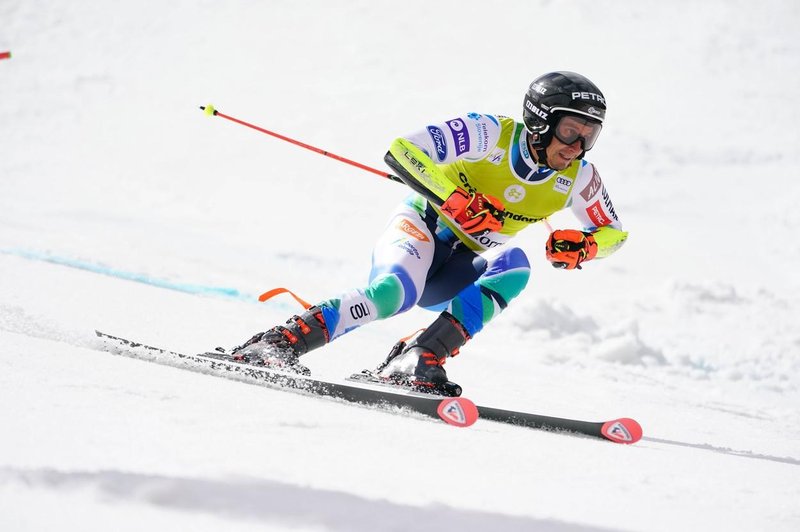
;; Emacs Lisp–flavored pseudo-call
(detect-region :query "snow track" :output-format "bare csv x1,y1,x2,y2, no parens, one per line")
2,1,799,530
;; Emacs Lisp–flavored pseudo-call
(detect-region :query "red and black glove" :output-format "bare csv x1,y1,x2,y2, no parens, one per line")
545,229,598,270
440,187,505,237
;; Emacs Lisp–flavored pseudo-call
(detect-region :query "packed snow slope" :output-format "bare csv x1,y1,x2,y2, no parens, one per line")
1,1,799,531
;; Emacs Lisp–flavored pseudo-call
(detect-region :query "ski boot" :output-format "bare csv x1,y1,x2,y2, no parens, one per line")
229,306,329,375
377,312,470,397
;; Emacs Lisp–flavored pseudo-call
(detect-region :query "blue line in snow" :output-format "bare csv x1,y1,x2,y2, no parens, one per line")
0,248,259,302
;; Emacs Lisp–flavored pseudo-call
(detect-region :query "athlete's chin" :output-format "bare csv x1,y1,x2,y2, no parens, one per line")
550,158,572,170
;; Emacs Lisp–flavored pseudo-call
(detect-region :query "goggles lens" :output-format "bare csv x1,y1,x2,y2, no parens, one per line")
553,115,602,151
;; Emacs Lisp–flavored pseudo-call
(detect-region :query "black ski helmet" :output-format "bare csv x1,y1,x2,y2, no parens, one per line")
523,71,606,164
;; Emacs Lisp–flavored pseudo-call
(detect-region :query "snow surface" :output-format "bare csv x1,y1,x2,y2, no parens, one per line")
1,1,799,530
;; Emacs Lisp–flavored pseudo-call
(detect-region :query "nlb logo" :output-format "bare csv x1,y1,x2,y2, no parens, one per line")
447,118,470,156
397,219,430,242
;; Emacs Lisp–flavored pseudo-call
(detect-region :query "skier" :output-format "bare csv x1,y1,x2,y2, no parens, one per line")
230,71,628,395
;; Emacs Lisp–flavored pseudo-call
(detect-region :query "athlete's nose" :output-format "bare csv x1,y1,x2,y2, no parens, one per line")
563,139,582,154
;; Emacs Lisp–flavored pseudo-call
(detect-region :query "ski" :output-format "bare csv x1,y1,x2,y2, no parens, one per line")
95,331,641,443
476,405,642,444
94,331,478,428
347,371,642,444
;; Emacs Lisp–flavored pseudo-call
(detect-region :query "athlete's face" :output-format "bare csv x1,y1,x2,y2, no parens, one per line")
545,136,584,170
545,115,602,170
528,115,602,170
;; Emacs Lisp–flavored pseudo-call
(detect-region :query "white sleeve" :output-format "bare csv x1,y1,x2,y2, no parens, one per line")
568,162,623,231
400,113,502,164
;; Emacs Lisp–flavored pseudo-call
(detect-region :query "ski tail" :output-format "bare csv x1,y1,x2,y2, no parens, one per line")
437,397,479,427
600,418,643,444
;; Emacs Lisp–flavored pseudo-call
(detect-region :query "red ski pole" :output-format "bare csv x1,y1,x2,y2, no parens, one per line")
199,104,401,183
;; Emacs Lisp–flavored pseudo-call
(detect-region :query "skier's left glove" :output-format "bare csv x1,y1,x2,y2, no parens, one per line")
440,187,505,237
546,229,598,270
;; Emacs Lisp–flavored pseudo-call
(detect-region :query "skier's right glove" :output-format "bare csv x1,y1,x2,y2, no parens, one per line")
440,187,505,237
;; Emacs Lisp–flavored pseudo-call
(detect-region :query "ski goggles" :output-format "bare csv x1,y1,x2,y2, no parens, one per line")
553,114,603,151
